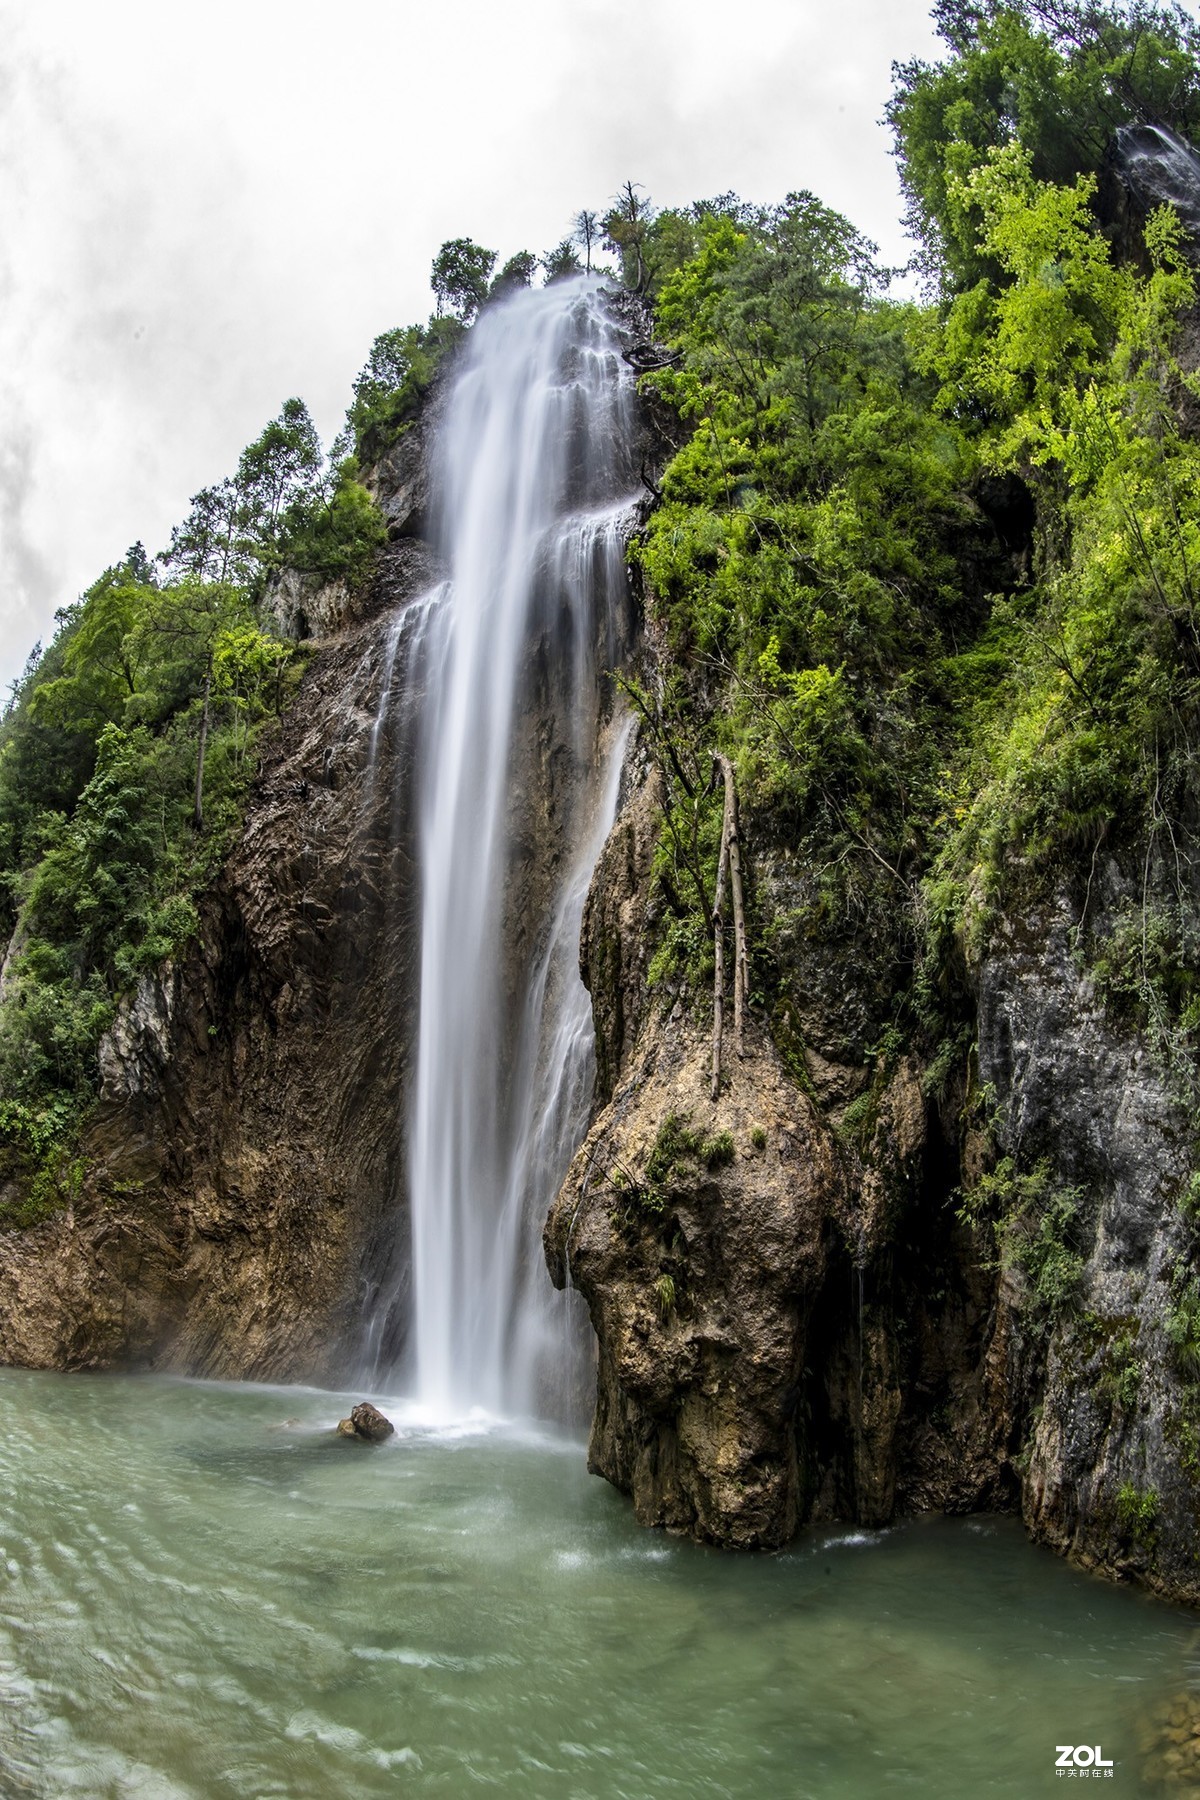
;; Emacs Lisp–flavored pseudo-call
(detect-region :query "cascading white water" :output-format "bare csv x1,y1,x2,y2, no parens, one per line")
367,280,638,1418
1116,123,1200,249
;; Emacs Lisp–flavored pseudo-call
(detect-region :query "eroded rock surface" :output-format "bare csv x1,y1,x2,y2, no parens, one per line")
546,749,1020,1548
548,1021,840,1546
544,711,1200,1578
0,309,641,1390
977,896,1200,1603
0,544,433,1379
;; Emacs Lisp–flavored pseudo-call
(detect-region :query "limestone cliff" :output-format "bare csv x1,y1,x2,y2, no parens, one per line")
0,301,639,1389
0,412,446,1377
547,742,1016,1549
978,896,1200,1604
3,276,1199,1619
546,725,1200,1601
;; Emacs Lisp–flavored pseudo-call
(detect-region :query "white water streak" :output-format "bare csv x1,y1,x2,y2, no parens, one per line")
400,280,636,1417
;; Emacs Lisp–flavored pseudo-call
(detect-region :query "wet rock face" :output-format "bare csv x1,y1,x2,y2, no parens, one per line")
264,568,354,642
97,969,178,1106
547,1021,840,1548
977,897,1200,1604
548,899,1015,1549
556,738,1200,1591
0,496,437,1381
368,411,437,540
578,752,663,1106
548,739,1023,1550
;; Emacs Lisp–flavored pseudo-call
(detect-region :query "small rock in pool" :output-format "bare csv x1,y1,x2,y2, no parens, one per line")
336,1418,358,1438
350,1402,396,1442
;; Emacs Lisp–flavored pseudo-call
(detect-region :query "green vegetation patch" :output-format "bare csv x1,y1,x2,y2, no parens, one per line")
1115,1481,1160,1551
609,1110,737,1218
959,1156,1086,1318
617,0,1200,1165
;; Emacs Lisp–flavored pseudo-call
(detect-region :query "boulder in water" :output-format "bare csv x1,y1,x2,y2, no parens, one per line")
347,1401,395,1442
335,1417,358,1437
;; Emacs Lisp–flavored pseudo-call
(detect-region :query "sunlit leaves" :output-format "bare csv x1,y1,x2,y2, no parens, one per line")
889,0,1200,290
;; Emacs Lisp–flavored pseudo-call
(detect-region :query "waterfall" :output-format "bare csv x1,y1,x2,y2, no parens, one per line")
1115,123,1200,251
364,280,638,1420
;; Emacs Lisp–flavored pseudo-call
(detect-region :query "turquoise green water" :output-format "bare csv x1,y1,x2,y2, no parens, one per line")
0,1369,1191,1798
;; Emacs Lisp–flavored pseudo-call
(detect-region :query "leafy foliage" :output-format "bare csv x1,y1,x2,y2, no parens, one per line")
0,495,312,1214
346,318,465,464
543,239,584,282
489,251,538,303
960,1156,1087,1314
653,1272,677,1320
1166,1259,1200,1377
629,4,1200,1123
630,191,1000,1032
431,237,497,322
920,156,1200,1054
1115,1479,1160,1548
609,1111,735,1217
889,0,1200,289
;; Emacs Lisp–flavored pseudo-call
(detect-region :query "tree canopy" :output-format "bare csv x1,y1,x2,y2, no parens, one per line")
431,237,497,322
889,0,1200,286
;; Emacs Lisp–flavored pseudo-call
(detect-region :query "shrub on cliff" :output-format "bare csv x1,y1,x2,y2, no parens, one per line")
889,0,1200,290
631,1,1200,1093
0,549,303,1218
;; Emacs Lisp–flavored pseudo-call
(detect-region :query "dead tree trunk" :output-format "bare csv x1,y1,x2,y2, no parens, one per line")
193,660,212,832
710,791,731,1102
711,755,749,1098
717,754,750,1057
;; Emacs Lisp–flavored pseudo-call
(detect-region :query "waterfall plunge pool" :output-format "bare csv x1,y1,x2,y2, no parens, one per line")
0,1370,1193,1797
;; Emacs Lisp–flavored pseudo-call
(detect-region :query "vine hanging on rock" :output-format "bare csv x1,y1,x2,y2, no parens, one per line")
711,753,749,1099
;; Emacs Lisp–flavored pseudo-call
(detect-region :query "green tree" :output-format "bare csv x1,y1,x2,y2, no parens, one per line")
123,541,154,585
344,317,464,461
159,478,254,586
603,181,655,292
889,0,1200,289
25,723,162,978
630,185,995,1027
29,572,158,736
276,461,388,588
543,239,583,281
236,397,323,547
573,208,600,273
920,144,1200,891
488,250,538,303
431,237,497,321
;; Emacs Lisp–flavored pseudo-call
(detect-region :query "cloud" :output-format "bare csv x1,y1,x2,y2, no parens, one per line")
0,0,941,686
0,417,56,668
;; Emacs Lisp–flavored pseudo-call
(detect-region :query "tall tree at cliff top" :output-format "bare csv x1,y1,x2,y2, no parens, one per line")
884,0,1200,1083
889,0,1200,287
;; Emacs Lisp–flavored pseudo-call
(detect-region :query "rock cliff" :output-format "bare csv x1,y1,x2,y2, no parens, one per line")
2,286,1199,1616
547,743,1017,1549
977,895,1200,1603
547,726,1200,1599
0,472,442,1377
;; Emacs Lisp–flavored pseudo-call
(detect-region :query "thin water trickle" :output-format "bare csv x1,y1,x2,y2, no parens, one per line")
362,280,638,1418
363,587,444,798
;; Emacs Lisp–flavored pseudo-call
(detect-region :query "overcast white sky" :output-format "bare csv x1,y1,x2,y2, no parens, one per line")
0,0,942,688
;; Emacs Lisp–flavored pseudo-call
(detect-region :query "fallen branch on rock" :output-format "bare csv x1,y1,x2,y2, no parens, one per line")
711,753,749,1099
